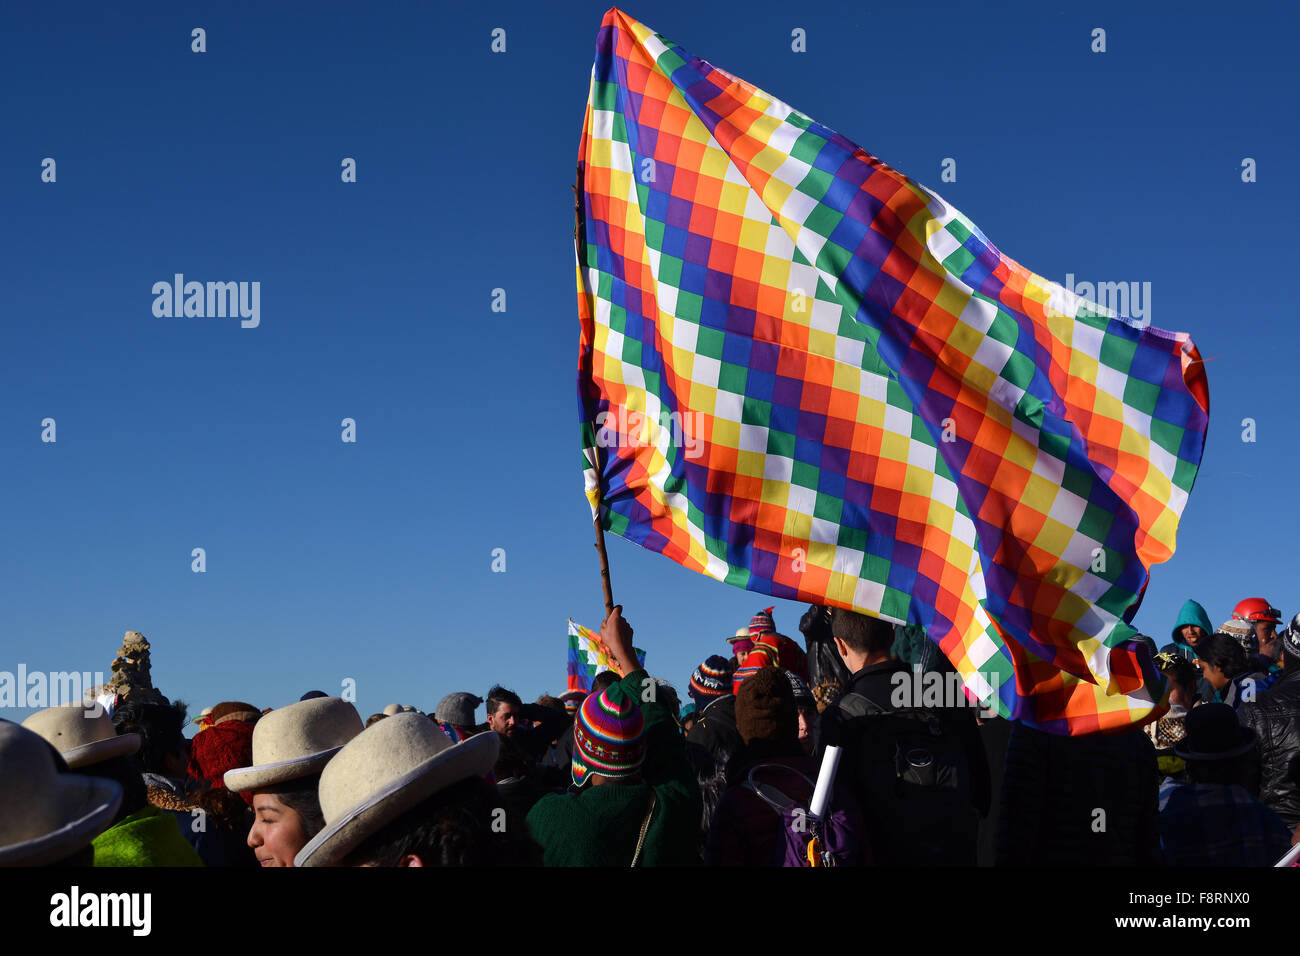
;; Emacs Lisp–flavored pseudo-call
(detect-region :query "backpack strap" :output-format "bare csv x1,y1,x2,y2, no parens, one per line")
839,693,945,733
836,691,888,718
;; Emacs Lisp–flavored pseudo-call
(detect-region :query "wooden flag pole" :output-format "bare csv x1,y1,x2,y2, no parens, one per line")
594,515,615,616
575,162,616,616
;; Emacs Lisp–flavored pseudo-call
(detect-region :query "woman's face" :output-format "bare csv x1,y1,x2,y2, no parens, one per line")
796,705,816,754
248,792,308,867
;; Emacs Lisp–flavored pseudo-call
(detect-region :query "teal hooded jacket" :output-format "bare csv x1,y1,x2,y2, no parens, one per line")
1168,599,1214,651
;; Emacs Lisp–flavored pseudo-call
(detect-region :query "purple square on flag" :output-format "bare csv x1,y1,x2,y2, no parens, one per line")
772,374,804,409
750,340,780,373
684,231,712,265
666,195,693,229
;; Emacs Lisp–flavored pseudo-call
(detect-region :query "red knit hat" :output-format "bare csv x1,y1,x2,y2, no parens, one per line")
188,716,257,802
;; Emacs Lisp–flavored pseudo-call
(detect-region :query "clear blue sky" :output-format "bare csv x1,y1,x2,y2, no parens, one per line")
2,0,1296,726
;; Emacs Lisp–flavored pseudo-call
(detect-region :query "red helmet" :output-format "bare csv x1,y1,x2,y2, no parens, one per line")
1233,598,1282,624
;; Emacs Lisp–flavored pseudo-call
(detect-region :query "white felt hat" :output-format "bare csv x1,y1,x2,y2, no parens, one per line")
224,697,363,793
294,712,498,867
22,704,141,769
0,722,123,866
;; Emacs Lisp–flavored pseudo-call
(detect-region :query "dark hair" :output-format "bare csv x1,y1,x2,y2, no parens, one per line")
76,754,148,822
112,699,188,776
264,774,326,841
343,776,498,867
1157,655,1199,695
485,686,522,715
831,608,895,655
535,695,565,715
655,682,681,721
590,671,619,695
1197,633,1249,679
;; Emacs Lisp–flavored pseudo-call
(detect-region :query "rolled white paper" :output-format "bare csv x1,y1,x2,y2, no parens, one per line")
809,745,842,821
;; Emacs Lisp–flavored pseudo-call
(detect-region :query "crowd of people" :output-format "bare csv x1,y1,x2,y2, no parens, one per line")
2,596,1298,867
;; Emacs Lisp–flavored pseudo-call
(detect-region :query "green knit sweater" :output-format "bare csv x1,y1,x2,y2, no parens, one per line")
93,805,205,867
526,668,701,866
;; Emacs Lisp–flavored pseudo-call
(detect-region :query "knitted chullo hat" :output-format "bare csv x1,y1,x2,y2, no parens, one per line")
1217,618,1258,656
735,667,798,747
571,683,645,787
749,607,776,638
690,655,734,710
1282,614,1300,661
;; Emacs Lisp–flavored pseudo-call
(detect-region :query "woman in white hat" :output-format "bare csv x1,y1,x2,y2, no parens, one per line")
223,697,363,867
22,704,202,866
294,711,501,867
0,721,123,867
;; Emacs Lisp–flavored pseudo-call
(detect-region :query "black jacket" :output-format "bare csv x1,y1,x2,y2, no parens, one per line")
685,694,741,838
817,659,991,865
1238,668,1300,828
798,604,852,707
818,661,990,809
685,694,740,770
995,722,1163,866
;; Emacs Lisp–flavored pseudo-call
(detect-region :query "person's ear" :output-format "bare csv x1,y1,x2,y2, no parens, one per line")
398,853,425,868
833,635,850,660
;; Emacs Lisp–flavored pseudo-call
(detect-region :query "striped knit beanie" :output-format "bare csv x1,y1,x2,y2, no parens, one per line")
749,606,776,639
571,683,645,787
689,655,734,710
1217,618,1258,656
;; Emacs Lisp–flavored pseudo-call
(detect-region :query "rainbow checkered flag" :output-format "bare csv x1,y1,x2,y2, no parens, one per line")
567,619,646,693
575,10,1210,733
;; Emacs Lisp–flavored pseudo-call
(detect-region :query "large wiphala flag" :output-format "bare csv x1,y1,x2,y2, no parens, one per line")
575,9,1210,733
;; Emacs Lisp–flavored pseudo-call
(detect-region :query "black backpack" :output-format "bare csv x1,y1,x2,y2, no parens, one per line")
835,692,977,865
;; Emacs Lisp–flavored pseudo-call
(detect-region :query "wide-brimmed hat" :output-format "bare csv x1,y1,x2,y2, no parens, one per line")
294,712,499,867
0,722,123,866
726,626,752,645
223,697,363,793
21,704,141,769
1174,703,1258,761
